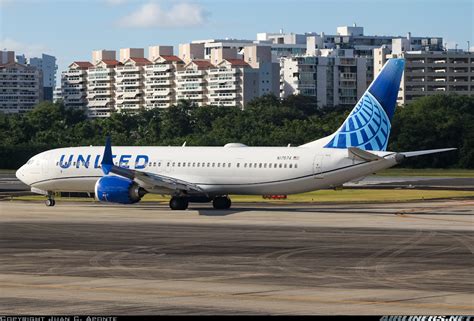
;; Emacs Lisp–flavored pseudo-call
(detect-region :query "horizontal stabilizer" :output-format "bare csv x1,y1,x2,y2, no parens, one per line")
348,147,383,162
399,148,457,158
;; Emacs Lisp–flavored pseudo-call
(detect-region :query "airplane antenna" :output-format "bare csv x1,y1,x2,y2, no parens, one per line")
287,143,291,147
182,141,187,147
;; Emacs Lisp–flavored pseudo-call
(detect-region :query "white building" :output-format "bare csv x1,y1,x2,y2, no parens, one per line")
115,57,151,113
374,47,473,105
208,59,258,108
0,62,42,113
144,55,184,109
0,57,42,113
87,59,121,117
61,61,92,110
176,60,214,107
280,49,367,107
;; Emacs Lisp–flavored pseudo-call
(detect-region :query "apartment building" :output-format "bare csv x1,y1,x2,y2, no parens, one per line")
115,57,150,113
243,45,280,96
0,62,42,113
208,59,258,108
280,49,367,108
61,61,91,109
176,60,214,107
374,48,473,105
87,59,121,117
144,55,184,109
0,54,42,113
28,54,57,101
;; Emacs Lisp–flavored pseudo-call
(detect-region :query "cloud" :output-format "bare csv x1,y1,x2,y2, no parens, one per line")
117,2,208,28
104,0,128,5
0,37,50,57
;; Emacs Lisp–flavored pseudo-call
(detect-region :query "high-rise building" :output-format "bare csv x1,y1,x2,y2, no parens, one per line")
61,61,92,109
374,47,473,105
208,59,258,108
87,59,121,117
115,57,151,113
0,51,42,113
144,55,184,109
28,54,57,101
280,49,367,108
176,60,214,107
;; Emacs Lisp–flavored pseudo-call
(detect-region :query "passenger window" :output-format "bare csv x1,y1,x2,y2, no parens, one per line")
279,164,282,168
295,164,298,168
222,163,226,168
172,162,175,167
289,164,293,168
73,162,76,166
183,163,186,167
56,162,59,166
244,163,247,168
207,162,210,167
284,164,287,168
197,163,200,167
237,163,240,168
202,162,205,167
254,163,257,168
153,162,156,167
166,162,170,166
217,163,220,167
264,163,267,168
212,163,215,167
274,163,277,168
188,162,191,167
259,163,262,168
178,162,181,167
228,163,231,167
249,163,252,168
158,162,161,167
192,162,195,167
269,164,272,168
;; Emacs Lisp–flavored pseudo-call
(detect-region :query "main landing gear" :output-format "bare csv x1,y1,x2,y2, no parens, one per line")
168,195,232,210
169,197,189,210
212,196,231,210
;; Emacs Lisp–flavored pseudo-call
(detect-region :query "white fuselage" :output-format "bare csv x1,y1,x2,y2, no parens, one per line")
16,144,399,196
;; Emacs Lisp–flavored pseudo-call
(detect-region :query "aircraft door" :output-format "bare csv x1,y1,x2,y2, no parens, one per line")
313,154,324,178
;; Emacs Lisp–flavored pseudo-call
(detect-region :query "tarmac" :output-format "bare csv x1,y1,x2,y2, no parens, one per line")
0,199,473,315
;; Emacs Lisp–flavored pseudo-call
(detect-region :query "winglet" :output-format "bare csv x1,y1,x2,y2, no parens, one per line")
101,136,113,175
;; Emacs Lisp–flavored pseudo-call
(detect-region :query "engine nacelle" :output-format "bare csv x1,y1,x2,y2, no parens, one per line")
94,176,145,204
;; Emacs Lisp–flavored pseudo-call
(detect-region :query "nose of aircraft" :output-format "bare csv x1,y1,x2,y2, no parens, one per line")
15,165,26,184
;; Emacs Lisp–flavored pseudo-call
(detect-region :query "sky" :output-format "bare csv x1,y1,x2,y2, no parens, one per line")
0,0,472,85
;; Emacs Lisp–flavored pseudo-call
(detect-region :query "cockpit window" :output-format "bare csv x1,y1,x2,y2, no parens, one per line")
27,158,35,165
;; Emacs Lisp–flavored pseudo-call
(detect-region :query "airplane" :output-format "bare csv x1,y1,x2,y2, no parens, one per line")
15,58,455,210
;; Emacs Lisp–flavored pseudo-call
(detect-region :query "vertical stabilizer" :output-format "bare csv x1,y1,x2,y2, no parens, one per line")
324,58,405,151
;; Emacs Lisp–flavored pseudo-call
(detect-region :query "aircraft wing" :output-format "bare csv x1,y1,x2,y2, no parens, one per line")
100,137,204,195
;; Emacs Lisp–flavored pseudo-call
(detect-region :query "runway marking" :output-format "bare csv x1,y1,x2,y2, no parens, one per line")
0,280,472,311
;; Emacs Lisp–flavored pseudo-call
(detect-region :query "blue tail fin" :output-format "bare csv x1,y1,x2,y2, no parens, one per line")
324,58,405,151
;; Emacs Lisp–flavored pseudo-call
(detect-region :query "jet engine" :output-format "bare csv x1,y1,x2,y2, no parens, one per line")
94,176,146,204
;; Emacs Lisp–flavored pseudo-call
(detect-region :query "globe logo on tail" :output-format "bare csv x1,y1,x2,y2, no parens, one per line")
324,92,390,151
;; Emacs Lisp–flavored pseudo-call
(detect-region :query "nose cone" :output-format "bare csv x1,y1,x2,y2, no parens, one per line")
16,165,27,184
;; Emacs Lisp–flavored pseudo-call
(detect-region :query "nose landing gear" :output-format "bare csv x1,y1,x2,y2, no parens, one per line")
45,192,55,207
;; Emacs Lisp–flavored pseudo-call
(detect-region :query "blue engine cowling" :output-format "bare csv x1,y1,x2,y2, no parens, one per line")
94,176,145,204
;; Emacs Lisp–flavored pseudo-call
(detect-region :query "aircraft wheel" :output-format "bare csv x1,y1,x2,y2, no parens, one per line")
169,197,189,210
212,196,231,209
45,199,55,207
